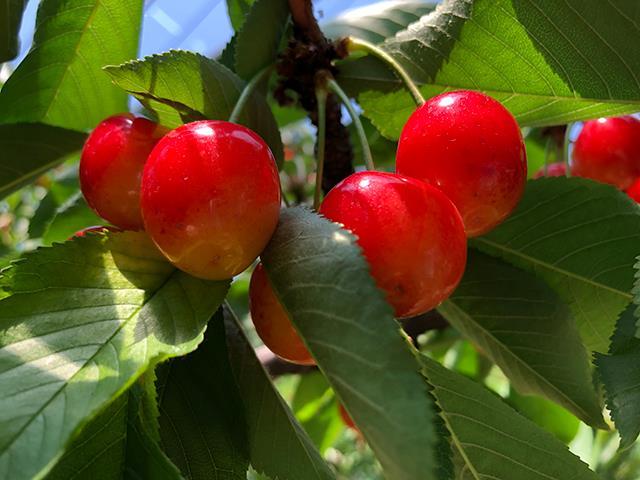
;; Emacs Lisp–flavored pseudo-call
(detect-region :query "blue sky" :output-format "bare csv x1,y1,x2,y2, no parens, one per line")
15,0,382,63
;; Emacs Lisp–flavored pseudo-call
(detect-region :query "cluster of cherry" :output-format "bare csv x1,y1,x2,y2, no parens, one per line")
534,115,640,203
249,90,527,365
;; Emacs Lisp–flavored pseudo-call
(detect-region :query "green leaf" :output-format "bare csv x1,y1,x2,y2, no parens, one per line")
507,390,580,444
473,177,640,354
0,232,229,480
234,0,289,80
422,356,599,480
261,207,440,480
0,124,85,200
42,191,103,244
223,306,334,480
28,173,79,239
291,371,343,453
595,303,640,449
104,50,284,166
156,310,250,480
339,0,640,139
226,0,256,32
46,381,182,480
0,0,27,63
322,0,435,44
438,251,604,428
0,0,143,131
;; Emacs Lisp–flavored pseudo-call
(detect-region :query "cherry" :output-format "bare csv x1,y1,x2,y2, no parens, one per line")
626,177,640,203
396,90,527,237
141,120,281,280
571,116,640,189
80,114,166,230
319,171,467,318
249,263,315,365
533,162,566,178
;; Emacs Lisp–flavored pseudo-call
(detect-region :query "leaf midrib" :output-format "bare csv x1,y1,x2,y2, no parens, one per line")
0,267,179,469
471,241,633,300
440,299,597,424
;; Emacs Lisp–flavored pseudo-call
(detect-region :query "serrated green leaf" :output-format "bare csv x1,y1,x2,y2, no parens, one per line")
223,307,334,480
422,355,599,480
322,0,435,44
473,177,640,354
234,0,289,80
595,303,640,449
226,0,256,32
46,381,183,480
0,0,142,131
0,232,229,480
104,50,284,166
338,0,640,139
156,310,250,480
42,191,103,244
438,251,604,428
0,0,27,63
261,207,439,480
0,124,85,200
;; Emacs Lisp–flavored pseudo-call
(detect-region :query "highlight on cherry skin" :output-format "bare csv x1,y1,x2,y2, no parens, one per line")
396,90,527,237
80,114,167,231
319,171,467,319
249,263,315,366
533,162,567,179
571,116,640,190
141,120,281,280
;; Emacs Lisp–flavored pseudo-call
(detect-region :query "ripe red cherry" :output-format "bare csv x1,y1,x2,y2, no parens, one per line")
533,162,566,178
626,177,640,203
319,171,467,318
571,116,640,189
141,120,281,280
249,263,315,365
396,90,527,237
80,114,166,230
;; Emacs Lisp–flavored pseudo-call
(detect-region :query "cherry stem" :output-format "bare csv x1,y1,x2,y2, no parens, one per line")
347,37,425,107
228,65,273,124
327,78,375,171
314,84,328,210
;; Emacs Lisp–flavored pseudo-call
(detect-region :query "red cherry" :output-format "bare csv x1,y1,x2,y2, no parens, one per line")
319,171,467,318
71,225,121,239
339,403,358,431
396,90,527,237
249,263,315,366
571,116,640,189
626,177,640,203
80,114,166,230
141,120,281,280
533,162,566,179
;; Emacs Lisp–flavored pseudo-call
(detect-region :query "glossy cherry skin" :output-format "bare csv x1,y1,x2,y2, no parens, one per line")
319,171,467,318
80,114,166,230
141,120,281,280
626,177,640,203
533,162,566,178
571,116,640,189
396,90,527,237
249,263,315,365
